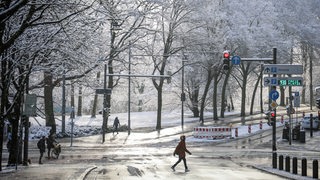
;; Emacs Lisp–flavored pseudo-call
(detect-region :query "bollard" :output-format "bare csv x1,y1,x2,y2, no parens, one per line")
272,152,277,169
302,158,307,176
292,157,297,174
279,155,284,170
259,120,262,129
248,124,251,133
235,128,238,137
310,113,313,137
285,156,290,172
313,160,318,179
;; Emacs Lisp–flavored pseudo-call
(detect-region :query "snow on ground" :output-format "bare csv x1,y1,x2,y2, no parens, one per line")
27,109,282,142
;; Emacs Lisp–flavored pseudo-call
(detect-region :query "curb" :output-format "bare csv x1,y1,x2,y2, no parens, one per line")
77,166,97,180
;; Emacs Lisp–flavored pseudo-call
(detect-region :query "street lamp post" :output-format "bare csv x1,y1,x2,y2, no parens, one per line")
102,60,108,143
102,19,121,143
128,43,132,135
181,58,188,132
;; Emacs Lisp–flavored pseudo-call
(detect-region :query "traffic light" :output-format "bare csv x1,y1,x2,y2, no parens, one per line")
223,50,230,70
106,107,111,117
270,111,276,125
265,111,276,126
316,98,320,109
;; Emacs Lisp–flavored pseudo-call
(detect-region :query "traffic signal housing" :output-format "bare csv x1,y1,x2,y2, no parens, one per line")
265,111,276,126
106,107,111,117
316,98,320,109
270,111,276,125
223,50,230,70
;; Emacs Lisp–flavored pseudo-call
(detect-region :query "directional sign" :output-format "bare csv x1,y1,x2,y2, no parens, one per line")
96,88,112,95
264,64,303,75
264,77,303,86
264,77,278,86
231,56,241,65
269,90,279,101
23,94,37,116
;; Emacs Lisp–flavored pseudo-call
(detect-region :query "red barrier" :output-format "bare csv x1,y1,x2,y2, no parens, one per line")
193,126,232,139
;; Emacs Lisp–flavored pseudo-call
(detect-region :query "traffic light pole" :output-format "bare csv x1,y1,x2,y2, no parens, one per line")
272,48,277,168
228,48,278,168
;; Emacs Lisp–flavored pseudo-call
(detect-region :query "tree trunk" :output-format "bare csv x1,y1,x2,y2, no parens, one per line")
91,94,98,118
199,70,213,124
212,74,219,120
220,68,231,118
77,86,82,116
240,64,250,118
44,71,56,132
250,71,262,115
70,83,75,109
309,45,313,110
190,85,200,117
0,55,9,170
156,81,164,130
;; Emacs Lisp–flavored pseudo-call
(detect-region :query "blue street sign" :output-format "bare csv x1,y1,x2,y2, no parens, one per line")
231,56,241,65
269,90,279,101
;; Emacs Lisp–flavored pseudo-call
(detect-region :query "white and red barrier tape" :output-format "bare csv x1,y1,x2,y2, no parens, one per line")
193,126,232,139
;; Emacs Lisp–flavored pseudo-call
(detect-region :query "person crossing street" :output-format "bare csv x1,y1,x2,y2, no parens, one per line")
171,135,192,172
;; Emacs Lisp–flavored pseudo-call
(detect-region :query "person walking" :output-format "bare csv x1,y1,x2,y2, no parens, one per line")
171,135,192,172
37,136,46,164
47,132,56,159
113,117,120,135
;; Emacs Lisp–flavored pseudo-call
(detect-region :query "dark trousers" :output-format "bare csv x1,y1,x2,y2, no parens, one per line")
113,126,118,134
172,157,188,169
39,151,44,163
48,148,51,158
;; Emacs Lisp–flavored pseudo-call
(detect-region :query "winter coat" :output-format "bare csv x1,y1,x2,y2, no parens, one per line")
47,136,55,149
113,118,120,127
174,140,191,158
38,138,46,153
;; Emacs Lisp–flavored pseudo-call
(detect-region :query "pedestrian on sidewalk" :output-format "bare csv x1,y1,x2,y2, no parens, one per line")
47,131,56,159
171,135,192,172
37,136,46,164
113,117,120,135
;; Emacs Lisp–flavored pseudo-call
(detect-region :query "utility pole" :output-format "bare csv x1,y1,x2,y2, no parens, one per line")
272,48,277,168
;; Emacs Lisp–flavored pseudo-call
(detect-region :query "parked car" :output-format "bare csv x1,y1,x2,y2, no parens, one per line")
300,115,319,130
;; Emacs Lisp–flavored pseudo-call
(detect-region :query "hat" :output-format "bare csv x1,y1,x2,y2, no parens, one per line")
180,135,186,140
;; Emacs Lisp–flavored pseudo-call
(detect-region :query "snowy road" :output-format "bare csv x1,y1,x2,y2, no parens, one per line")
59,128,283,180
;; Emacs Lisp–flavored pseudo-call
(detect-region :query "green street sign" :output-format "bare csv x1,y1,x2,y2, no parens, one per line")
264,77,303,86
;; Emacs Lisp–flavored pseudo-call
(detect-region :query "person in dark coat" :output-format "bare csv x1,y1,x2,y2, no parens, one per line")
38,136,46,164
171,135,192,172
47,133,56,159
113,117,120,135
